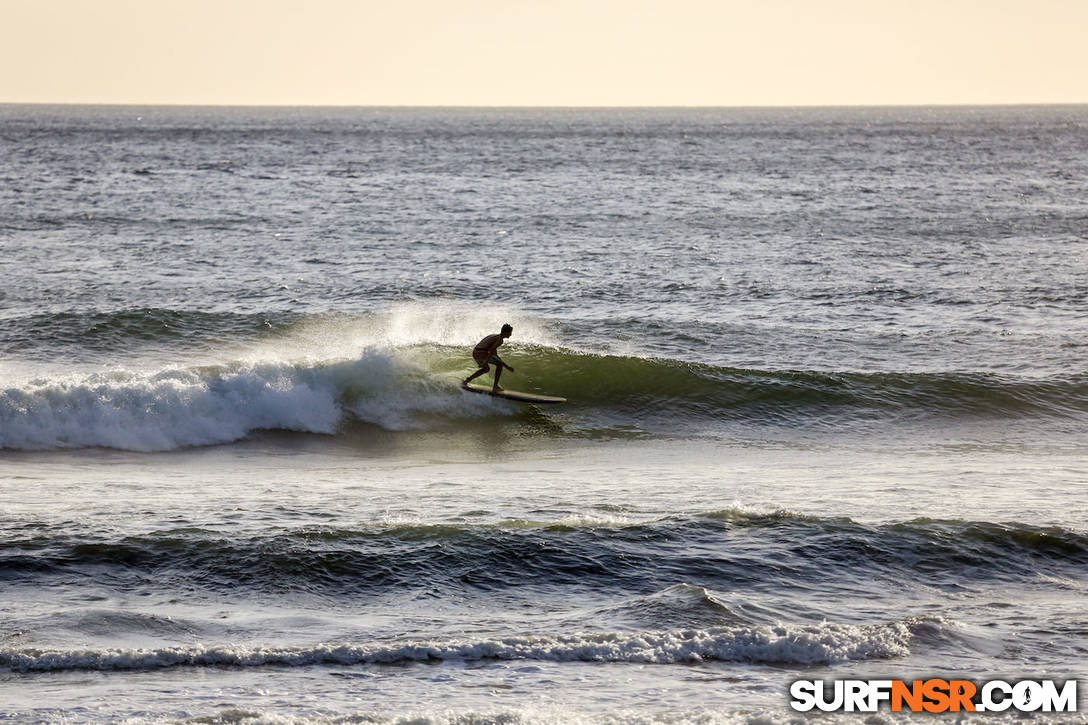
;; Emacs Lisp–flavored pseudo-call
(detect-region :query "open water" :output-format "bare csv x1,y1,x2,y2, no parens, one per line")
1,105,1087,723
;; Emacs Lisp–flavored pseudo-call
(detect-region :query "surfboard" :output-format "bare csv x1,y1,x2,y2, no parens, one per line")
461,382,566,404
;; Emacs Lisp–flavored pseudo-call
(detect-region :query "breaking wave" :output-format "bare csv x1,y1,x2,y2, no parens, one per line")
1,618,919,672
2,343,1086,451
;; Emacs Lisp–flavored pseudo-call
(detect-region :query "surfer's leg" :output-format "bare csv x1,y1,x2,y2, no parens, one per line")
492,365,503,392
464,360,489,384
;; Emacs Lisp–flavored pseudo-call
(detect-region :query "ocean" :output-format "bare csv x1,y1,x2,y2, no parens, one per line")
1,104,1086,723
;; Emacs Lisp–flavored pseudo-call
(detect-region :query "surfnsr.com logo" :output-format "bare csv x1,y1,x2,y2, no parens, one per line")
790,679,1078,713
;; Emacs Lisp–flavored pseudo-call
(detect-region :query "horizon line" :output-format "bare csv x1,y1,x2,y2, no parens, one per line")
2,101,1087,111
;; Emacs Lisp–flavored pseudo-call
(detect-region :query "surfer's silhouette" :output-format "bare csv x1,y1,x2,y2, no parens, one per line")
464,324,514,392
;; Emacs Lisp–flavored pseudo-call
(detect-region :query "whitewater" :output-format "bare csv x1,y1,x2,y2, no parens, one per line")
1,104,1087,723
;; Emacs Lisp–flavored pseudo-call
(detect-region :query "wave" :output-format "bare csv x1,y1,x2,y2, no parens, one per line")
0,350,506,451
2,300,1087,451
2,341,1086,451
4,514,1085,597
0,618,920,672
521,347,1088,421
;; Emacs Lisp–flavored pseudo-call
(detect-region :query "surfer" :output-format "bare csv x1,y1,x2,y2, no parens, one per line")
464,323,514,392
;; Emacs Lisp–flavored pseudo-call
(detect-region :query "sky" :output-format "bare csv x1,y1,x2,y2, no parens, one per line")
3,0,1087,106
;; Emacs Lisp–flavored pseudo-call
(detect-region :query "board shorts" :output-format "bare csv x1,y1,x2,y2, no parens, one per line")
473,350,502,368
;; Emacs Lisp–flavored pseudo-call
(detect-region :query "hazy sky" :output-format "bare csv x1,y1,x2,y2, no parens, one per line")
4,0,1086,106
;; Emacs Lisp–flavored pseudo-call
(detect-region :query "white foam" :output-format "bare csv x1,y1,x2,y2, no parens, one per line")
1,622,912,672
552,512,637,527
0,300,568,450
112,706,886,725
103,706,1088,725
0,348,506,451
